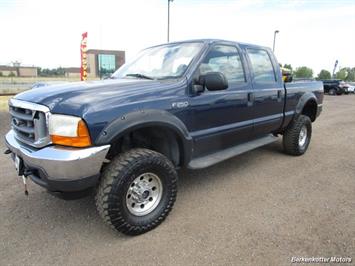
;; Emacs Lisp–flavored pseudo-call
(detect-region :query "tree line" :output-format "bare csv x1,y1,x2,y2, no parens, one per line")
3,65,354,81
37,67,66,77
281,64,355,81
37,65,355,81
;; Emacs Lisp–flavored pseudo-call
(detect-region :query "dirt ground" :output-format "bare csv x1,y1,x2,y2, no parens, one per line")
0,95,354,265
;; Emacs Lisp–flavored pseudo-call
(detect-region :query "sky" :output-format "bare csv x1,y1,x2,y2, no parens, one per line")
0,0,354,75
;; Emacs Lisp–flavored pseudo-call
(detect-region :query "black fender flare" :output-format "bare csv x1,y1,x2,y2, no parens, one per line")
95,109,193,165
294,92,318,119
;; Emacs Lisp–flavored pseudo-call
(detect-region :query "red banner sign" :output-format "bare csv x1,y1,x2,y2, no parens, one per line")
80,32,88,81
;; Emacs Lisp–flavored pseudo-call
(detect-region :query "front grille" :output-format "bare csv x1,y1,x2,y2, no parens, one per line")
9,99,51,148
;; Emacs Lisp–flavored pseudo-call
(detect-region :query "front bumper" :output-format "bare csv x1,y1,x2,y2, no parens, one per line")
5,130,110,192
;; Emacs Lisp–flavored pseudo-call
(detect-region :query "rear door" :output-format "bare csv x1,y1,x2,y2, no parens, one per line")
245,47,285,137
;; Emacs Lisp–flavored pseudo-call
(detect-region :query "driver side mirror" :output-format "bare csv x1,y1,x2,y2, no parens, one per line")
198,72,228,91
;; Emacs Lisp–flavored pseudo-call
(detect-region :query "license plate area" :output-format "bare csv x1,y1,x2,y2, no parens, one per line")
14,154,24,176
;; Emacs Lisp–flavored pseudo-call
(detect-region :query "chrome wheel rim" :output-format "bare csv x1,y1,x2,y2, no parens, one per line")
126,173,163,216
298,125,307,147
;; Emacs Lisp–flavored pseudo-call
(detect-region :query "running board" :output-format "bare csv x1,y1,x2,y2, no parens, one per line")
188,135,279,169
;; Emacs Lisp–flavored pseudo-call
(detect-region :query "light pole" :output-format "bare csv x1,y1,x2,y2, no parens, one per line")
167,0,174,42
273,30,279,52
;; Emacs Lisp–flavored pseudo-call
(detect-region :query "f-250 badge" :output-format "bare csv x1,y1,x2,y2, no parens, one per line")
172,101,189,109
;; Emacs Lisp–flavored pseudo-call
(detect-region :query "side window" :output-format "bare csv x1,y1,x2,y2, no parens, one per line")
199,45,245,83
247,49,276,83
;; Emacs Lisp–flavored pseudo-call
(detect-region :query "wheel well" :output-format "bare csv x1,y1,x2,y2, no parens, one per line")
106,126,183,167
301,100,317,122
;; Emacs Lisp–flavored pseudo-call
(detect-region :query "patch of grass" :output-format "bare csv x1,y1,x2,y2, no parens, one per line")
0,96,11,111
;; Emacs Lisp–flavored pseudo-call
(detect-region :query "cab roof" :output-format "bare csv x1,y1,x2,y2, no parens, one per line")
150,38,271,51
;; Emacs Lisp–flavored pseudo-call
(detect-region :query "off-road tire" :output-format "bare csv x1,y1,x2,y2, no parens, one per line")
96,148,177,235
283,115,312,156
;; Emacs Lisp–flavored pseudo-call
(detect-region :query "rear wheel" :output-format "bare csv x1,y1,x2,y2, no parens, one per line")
329,88,336,95
96,148,177,235
283,115,312,156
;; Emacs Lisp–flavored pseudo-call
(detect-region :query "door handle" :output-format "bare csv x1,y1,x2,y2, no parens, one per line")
247,92,254,106
277,90,282,102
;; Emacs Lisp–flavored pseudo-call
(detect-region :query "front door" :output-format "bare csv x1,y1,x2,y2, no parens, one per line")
187,44,254,158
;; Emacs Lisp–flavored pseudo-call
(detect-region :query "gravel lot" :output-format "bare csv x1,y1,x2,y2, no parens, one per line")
0,95,354,265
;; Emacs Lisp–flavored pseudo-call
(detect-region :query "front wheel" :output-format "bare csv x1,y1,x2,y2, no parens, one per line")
283,115,312,156
96,148,177,235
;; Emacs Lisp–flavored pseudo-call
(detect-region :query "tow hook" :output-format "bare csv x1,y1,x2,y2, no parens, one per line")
22,170,33,196
22,176,29,196
4,149,11,155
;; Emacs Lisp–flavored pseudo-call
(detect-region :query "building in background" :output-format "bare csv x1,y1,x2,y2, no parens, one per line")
0,65,16,76
0,49,125,78
0,65,38,77
64,49,125,78
18,66,38,77
87,49,125,78
64,67,82,78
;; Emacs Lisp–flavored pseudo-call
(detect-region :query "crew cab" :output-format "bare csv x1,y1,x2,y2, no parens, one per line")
4,39,323,235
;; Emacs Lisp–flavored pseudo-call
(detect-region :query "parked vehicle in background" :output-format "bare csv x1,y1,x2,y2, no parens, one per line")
344,83,355,93
5,39,323,235
31,81,69,89
322,79,347,95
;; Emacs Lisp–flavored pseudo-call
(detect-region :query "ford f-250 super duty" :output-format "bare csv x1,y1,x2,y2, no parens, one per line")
4,39,323,235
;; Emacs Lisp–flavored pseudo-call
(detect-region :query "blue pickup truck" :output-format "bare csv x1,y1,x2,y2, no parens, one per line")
5,39,323,235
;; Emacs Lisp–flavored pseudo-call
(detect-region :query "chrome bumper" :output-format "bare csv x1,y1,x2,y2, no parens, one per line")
317,103,323,118
5,130,110,181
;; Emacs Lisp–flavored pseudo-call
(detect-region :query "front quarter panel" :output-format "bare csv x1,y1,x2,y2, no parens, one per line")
94,109,193,166
95,109,192,145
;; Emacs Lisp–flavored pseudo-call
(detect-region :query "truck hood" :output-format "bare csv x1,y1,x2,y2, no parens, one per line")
15,78,180,116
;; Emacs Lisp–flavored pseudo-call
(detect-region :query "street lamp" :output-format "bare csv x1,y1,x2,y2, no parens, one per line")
273,30,279,52
167,0,174,42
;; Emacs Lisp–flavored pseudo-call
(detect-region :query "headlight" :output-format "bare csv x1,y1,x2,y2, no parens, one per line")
49,114,92,147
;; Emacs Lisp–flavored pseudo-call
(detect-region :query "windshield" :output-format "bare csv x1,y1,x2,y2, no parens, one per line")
112,42,204,80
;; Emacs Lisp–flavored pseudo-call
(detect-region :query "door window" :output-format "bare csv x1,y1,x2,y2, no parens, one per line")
247,49,276,83
199,45,245,83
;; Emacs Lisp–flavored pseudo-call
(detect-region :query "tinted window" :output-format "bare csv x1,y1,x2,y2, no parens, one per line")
247,49,276,83
199,45,245,83
98,54,116,77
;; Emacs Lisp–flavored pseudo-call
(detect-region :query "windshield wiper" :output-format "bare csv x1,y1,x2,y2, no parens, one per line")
125,73,155,80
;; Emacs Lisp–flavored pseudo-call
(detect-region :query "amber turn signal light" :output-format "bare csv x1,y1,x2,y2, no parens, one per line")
51,120,92,147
